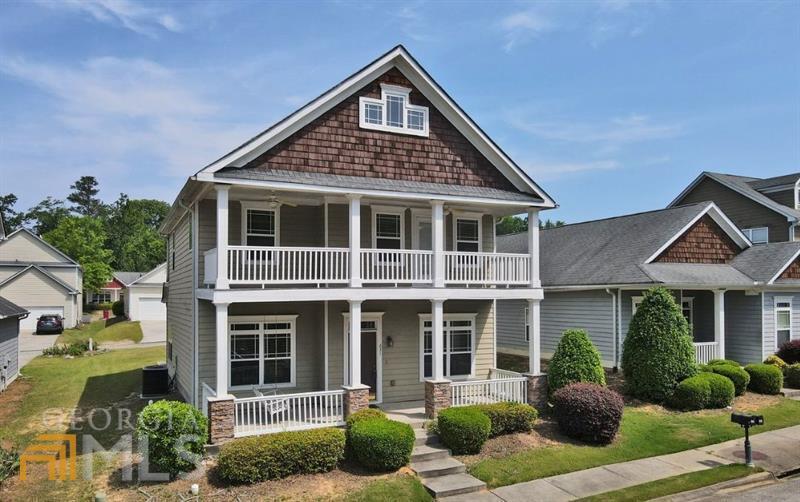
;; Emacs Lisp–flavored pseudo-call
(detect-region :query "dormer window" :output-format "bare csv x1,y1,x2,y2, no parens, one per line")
359,84,429,136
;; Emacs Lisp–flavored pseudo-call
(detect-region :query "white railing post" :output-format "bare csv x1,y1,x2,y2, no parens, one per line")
214,302,230,397
347,300,362,386
714,290,725,360
431,299,445,381
527,299,541,375
432,201,445,288
215,185,230,289
348,195,361,287
527,209,540,288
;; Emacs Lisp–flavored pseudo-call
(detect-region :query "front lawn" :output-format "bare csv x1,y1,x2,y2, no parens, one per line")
470,397,800,488
343,474,431,502
57,318,143,345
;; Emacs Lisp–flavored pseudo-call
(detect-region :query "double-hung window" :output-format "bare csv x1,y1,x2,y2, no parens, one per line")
681,298,693,334
743,227,768,245
241,203,278,247
420,315,476,380
455,217,481,252
373,207,404,250
359,84,429,136
229,315,296,389
775,298,793,348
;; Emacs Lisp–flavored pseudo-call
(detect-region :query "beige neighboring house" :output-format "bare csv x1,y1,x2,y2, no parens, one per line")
0,228,83,330
122,263,166,321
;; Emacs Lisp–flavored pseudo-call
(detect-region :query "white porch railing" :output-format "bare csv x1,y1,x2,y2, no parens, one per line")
451,377,528,407
360,248,433,283
227,246,350,285
489,368,524,380
444,252,530,285
201,382,216,416
693,342,719,364
233,389,345,437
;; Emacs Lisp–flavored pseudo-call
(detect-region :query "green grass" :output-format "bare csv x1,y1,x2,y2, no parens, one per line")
578,464,758,501
470,399,800,488
343,475,432,502
57,318,143,345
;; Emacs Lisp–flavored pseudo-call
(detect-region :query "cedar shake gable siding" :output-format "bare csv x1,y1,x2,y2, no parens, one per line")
656,215,741,264
780,258,800,280
236,68,518,191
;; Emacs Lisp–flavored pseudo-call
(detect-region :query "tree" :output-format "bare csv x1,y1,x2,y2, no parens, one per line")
106,197,170,271
541,219,566,230
43,216,113,292
496,215,527,235
68,176,105,217
548,329,606,395
0,193,24,232
24,196,70,236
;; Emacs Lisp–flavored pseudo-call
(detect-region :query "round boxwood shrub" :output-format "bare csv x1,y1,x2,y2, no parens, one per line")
708,364,750,396
621,288,697,402
135,400,208,477
349,418,414,472
548,329,606,395
111,300,125,317
552,382,623,445
763,355,787,370
217,428,345,483
344,408,387,459
745,364,784,394
777,340,800,364
437,407,491,454
669,375,712,411
785,363,800,389
473,402,538,436
708,359,740,367
704,372,735,408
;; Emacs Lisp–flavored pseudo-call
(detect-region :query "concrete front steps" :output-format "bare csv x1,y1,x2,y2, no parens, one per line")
410,426,487,499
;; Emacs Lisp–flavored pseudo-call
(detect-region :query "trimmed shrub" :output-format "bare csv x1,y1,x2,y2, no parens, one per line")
349,418,414,472
437,407,491,454
744,364,784,395
777,340,800,364
785,364,800,389
136,400,208,477
621,288,697,402
552,383,623,445
548,329,606,395
217,428,345,483
669,375,712,411
708,364,750,396
704,372,735,408
346,408,386,428
111,300,125,317
708,359,740,367
763,355,787,370
473,402,538,437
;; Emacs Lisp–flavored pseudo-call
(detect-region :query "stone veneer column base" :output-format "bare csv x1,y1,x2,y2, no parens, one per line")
207,397,235,444
425,380,451,419
523,373,548,412
343,385,370,419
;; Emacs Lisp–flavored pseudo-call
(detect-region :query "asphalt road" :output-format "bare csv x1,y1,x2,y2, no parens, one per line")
721,476,800,501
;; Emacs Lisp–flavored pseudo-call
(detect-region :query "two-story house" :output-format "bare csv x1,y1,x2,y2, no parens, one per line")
160,46,555,443
669,171,800,243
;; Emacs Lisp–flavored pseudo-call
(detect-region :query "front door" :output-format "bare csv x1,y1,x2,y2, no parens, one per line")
361,331,377,399
344,315,383,403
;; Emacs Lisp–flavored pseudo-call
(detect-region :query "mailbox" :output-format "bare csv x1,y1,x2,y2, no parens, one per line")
731,413,764,427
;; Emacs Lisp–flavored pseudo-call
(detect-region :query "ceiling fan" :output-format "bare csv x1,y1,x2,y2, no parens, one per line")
266,193,297,208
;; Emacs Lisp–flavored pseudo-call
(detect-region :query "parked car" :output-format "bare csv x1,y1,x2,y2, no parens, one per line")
36,315,63,334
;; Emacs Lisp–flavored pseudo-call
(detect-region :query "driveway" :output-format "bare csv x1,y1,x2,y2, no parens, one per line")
18,329,59,368
138,320,166,345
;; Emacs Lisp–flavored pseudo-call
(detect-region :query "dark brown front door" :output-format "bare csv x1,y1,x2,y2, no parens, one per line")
361,332,377,399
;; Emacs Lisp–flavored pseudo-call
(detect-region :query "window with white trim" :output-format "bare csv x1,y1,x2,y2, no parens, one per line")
775,298,792,348
229,316,296,388
241,203,278,247
359,84,429,136
455,218,481,252
681,298,693,334
632,296,644,315
420,315,475,380
91,292,112,304
373,208,404,250
743,227,768,245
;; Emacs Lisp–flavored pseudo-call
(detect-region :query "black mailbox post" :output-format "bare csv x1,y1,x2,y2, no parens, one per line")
731,413,764,467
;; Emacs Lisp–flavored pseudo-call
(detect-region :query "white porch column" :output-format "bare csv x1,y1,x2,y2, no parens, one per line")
214,302,230,397
432,201,445,287
714,290,726,360
527,299,541,375
347,300,362,386
348,195,362,287
431,299,445,380
215,185,230,289
527,209,540,288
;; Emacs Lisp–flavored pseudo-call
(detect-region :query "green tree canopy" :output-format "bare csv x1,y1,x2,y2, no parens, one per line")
496,215,565,236
106,197,170,271
68,176,105,218
0,193,24,232
43,216,113,292
24,196,71,236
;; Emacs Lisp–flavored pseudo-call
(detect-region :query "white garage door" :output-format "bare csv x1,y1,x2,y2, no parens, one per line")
137,297,166,321
20,307,65,331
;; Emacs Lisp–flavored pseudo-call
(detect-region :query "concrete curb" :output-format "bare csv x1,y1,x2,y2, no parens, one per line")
651,471,776,501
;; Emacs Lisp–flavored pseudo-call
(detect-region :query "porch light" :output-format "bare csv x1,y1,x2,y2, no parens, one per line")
386,336,394,348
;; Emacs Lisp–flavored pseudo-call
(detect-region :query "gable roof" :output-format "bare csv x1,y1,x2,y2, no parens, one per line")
129,262,166,286
0,295,27,319
113,271,145,286
0,228,79,266
497,202,754,287
668,172,800,221
728,241,800,285
749,173,800,190
0,264,79,294
194,45,555,208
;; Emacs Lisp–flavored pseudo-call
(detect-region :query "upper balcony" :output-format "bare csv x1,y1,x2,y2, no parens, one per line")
196,184,540,290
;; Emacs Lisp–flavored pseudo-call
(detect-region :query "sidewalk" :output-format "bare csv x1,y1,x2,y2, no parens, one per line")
485,424,800,502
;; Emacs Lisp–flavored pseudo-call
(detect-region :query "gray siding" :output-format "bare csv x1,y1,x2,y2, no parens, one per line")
0,317,19,385
762,291,800,358
166,213,193,403
496,299,527,355
725,291,763,364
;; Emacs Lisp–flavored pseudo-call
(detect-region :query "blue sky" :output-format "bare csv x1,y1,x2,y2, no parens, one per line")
1,0,798,223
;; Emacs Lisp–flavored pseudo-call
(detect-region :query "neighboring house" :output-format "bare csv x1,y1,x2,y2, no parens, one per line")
0,296,27,391
497,202,800,367
123,263,166,321
87,275,127,304
669,172,800,243
0,228,83,329
160,46,555,442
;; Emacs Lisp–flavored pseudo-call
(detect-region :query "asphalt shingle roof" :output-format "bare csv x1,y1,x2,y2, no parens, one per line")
730,241,800,283
702,172,800,219
0,296,27,318
639,263,755,286
748,173,800,190
113,271,144,286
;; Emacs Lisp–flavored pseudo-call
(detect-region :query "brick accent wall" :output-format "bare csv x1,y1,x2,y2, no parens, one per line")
524,373,548,412
241,68,518,191
343,386,370,418
208,398,235,444
425,380,451,418
780,258,800,279
656,215,741,264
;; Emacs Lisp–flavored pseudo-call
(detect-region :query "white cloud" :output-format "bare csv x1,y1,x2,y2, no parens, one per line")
499,10,554,52
524,159,621,180
510,113,683,146
35,0,181,36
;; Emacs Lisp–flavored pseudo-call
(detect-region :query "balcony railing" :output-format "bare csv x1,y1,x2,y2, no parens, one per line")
693,342,719,364
203,246,532,287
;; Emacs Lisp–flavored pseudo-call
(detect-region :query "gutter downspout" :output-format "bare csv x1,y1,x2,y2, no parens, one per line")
606,289,617,370
617,289,623,369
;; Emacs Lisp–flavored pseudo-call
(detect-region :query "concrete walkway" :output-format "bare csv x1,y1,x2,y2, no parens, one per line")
489,425,800,502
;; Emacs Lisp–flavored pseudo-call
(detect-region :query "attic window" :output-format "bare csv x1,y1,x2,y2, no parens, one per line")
359,84,429,136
